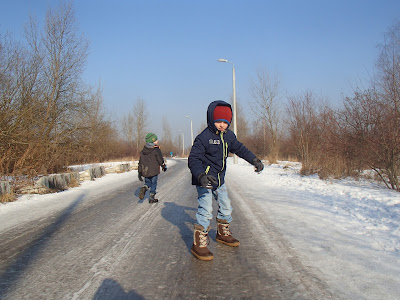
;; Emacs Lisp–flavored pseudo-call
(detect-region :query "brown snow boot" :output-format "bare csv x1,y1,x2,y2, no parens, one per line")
149,193,158,203
216,218,240,247
139,185,148,200
191,224,213,261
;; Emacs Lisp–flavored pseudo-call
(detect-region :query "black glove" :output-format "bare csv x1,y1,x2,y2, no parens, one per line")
252,158,264,173
138,172,143,181
198,173,218,189
162,164,167,172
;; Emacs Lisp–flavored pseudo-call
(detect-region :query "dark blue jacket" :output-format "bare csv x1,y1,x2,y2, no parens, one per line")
188,100,256,188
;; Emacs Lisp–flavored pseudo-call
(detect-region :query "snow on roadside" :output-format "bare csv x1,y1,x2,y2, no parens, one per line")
68,161,135,172
227,157,400,299
228,158,400,253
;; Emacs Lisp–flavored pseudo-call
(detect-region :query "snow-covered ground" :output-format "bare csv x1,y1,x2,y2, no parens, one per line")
229,159,400,253
227,158,400,299
1,158,399,298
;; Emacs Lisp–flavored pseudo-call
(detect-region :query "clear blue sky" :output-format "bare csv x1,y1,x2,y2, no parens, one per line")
1,0,399,147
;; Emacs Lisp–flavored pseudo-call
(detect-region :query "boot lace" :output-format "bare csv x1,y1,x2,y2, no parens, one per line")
219,223,232,236
199,232,210,248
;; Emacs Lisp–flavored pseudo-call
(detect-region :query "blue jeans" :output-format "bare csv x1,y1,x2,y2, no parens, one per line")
144,175,158,194
195,183,232,231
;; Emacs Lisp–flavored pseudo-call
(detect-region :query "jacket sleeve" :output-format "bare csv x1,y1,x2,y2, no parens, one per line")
188,136,206,180
229,133,256,164
138,155,143,174
155,148,164,166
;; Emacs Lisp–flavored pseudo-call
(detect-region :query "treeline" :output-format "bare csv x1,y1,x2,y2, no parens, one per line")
241,21,400,191
120,97,188,159
0,3,125,176
0,2,187,179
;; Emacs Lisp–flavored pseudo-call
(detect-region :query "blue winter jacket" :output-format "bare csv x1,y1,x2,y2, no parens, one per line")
188,100,256,188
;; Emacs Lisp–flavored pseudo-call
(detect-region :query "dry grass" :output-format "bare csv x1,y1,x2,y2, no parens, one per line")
0,193,16,203
317,155,355,180
67,176,80,188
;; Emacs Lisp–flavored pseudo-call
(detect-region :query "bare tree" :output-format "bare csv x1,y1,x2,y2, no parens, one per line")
286,91,322,174
0,21,50,174
161,116,173,156
250,68,281,162
338,88,400,190
334,21,400,191
377,21,400,113
121,112,135,149
246,118,266,157
233,101,249,140
376,21,400,190
40,1,88,139
74,84,120,163
8,1,91,174
132,97,148,154
0,1,121,175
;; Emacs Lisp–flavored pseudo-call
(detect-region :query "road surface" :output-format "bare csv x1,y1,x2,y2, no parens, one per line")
0,159,338,299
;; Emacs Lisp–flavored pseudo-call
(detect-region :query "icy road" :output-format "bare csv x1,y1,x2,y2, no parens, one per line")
0,159,340,299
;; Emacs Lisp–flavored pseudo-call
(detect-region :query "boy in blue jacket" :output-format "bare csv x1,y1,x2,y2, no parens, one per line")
188,100,264,261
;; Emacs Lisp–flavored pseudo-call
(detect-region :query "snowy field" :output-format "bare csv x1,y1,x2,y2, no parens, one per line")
1,158,399,298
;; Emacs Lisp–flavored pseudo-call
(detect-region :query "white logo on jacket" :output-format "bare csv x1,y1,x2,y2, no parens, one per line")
209,139,220,145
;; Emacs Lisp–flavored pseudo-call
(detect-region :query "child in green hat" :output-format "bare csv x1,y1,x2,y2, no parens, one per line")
138,133,167,203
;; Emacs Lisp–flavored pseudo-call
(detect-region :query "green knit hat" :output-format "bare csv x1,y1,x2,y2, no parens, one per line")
145,133,158,143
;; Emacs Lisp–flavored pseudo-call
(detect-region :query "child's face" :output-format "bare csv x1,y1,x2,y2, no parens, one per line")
214,121,228,131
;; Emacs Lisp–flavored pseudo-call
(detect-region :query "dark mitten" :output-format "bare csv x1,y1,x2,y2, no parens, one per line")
138,172,143,181
198,173,218,189
252,158,264,173
162,164,167,172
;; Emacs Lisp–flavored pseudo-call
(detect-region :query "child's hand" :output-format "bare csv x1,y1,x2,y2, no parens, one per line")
198,173,218,189
252,158,264,173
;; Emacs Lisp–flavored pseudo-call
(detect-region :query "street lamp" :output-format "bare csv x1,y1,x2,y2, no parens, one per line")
218,58,238,164
185,116,194,146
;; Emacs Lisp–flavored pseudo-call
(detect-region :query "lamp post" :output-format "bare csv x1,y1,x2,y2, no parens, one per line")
185,116,194,146
218,58,238,164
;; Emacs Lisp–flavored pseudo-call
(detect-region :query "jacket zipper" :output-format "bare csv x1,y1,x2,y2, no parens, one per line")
206,132,228,188
217,131,229,187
